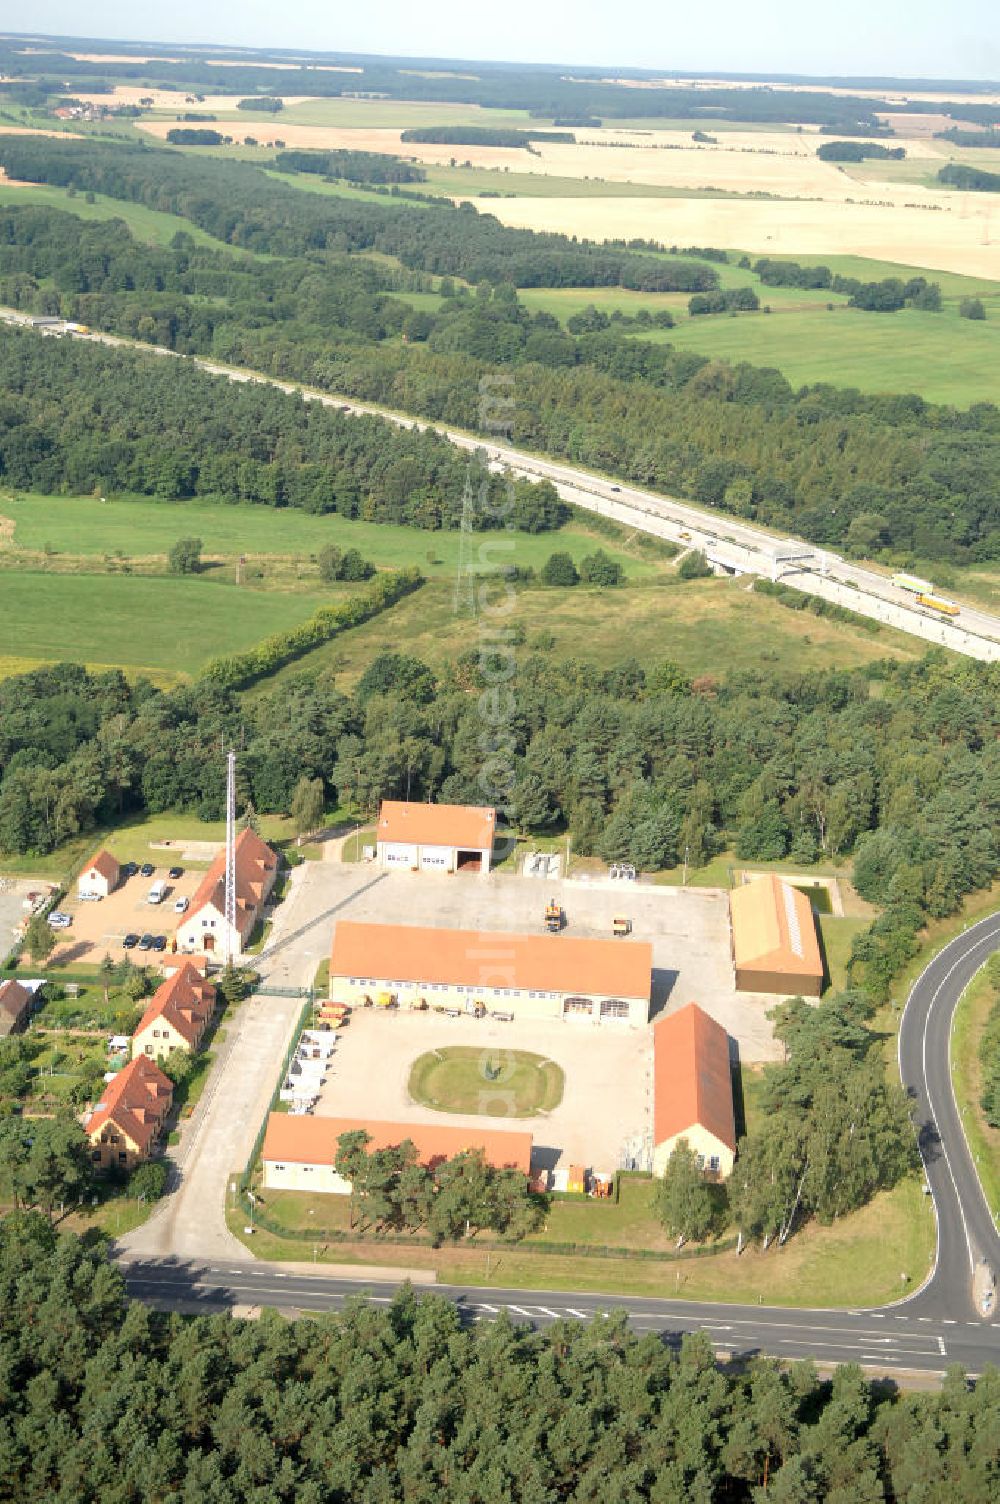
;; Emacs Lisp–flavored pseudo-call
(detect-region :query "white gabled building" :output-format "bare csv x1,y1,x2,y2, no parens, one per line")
376,801,496,874
78,848,120,898
174,827,277,958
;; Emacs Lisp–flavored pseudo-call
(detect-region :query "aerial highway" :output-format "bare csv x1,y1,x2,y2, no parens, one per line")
4,308,1000,661
116,909,1000,1379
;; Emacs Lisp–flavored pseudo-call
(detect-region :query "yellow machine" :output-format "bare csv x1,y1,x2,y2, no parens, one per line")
544,898,563,932
613,916,632,938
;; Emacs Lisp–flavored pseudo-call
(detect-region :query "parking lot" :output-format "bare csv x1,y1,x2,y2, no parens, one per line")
48,866,206,967
309,1006,652,1178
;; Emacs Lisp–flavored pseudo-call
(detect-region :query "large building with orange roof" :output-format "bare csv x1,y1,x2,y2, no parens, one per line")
84,1055,173,1171
329,920,653,1024
376,800,496,874
261,1112,532,1195
652,1004,737,1179
729,874,824,997
174,826,277,958
132,962,217,1063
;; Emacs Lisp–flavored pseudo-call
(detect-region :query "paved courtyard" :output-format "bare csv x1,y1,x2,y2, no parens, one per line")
264,864,784,1062
311,1007,652,1178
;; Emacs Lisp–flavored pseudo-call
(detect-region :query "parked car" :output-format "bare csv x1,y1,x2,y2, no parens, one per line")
138,933,154,951
174,896,189,914
122,933,140,950
152,935,168,952
122,862,138,879
167,866,183,880
140,863,155,878
47,911,72,929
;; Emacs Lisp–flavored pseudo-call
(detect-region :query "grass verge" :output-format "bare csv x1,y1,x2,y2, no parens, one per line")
951,965,1000,1220
225,1176,933,1307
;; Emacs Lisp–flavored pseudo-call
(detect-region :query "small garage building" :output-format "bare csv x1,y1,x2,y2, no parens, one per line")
652,1003,737,1179
376,801,496,874
729,873,824,998
78,848,120,898
329,920,653,1024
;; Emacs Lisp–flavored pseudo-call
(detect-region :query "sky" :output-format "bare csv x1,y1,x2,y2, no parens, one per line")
13,1,1000,82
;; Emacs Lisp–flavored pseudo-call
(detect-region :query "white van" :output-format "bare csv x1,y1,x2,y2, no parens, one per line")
147,879,167,905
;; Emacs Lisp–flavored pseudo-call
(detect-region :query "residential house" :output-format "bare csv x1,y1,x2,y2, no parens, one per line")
84,1055,173,1172
132,962,216,1062
0,979,31,1038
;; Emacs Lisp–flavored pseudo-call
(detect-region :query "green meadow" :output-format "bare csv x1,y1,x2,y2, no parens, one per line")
0,572,329,680
0,493,649,579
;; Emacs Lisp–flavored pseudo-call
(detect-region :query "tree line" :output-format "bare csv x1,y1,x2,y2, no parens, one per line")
0,323,567,530
275,147,426,183
1,1212,998,1502
816,141,906,161
939,162,1000,193
399,126,574,147
0,200,995,564
332,1131,539,1241
0,138,718,291
1,647,997,1010
750,256,942,309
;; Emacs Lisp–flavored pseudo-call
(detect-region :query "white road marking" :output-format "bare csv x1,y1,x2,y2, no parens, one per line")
943,1319,957,1324
530,1306,560,1319
566,1308,590,1319
938,1337,947,1355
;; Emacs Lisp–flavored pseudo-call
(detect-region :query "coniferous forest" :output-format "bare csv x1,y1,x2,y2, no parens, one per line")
2,1213,1000,1504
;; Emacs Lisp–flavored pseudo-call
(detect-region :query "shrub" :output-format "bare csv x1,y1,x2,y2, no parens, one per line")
540,552,580,587
168,537,202,574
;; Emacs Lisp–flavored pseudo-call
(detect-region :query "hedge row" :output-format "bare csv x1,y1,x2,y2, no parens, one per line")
753,577,882,634
199,567,424,690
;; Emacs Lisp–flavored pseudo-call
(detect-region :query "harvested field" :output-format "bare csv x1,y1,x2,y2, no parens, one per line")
480,194,1000,280
0,125,82,139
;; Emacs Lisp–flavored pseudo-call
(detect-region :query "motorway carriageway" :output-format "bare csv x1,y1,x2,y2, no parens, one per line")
3,310,999,661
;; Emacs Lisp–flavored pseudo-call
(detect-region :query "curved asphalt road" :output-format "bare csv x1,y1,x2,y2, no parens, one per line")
895,912,1000,1318
118,914,1000,1378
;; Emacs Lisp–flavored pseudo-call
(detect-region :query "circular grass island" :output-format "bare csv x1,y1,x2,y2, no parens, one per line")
407,1046,564,1118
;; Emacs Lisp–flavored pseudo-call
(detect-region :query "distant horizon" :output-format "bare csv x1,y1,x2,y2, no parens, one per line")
5,3,999,86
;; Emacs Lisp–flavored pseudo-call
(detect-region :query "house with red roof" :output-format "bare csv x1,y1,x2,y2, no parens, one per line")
174,827,277,958
84,1055,173,1171
652,1003,737,1179
78,848,120,898
0,980,32,1038
132,962,216,1063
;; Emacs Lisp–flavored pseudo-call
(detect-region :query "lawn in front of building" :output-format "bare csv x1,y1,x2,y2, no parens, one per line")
407,1045,565,1117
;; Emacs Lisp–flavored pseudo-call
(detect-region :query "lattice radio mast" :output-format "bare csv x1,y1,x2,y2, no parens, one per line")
224,749,236,964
